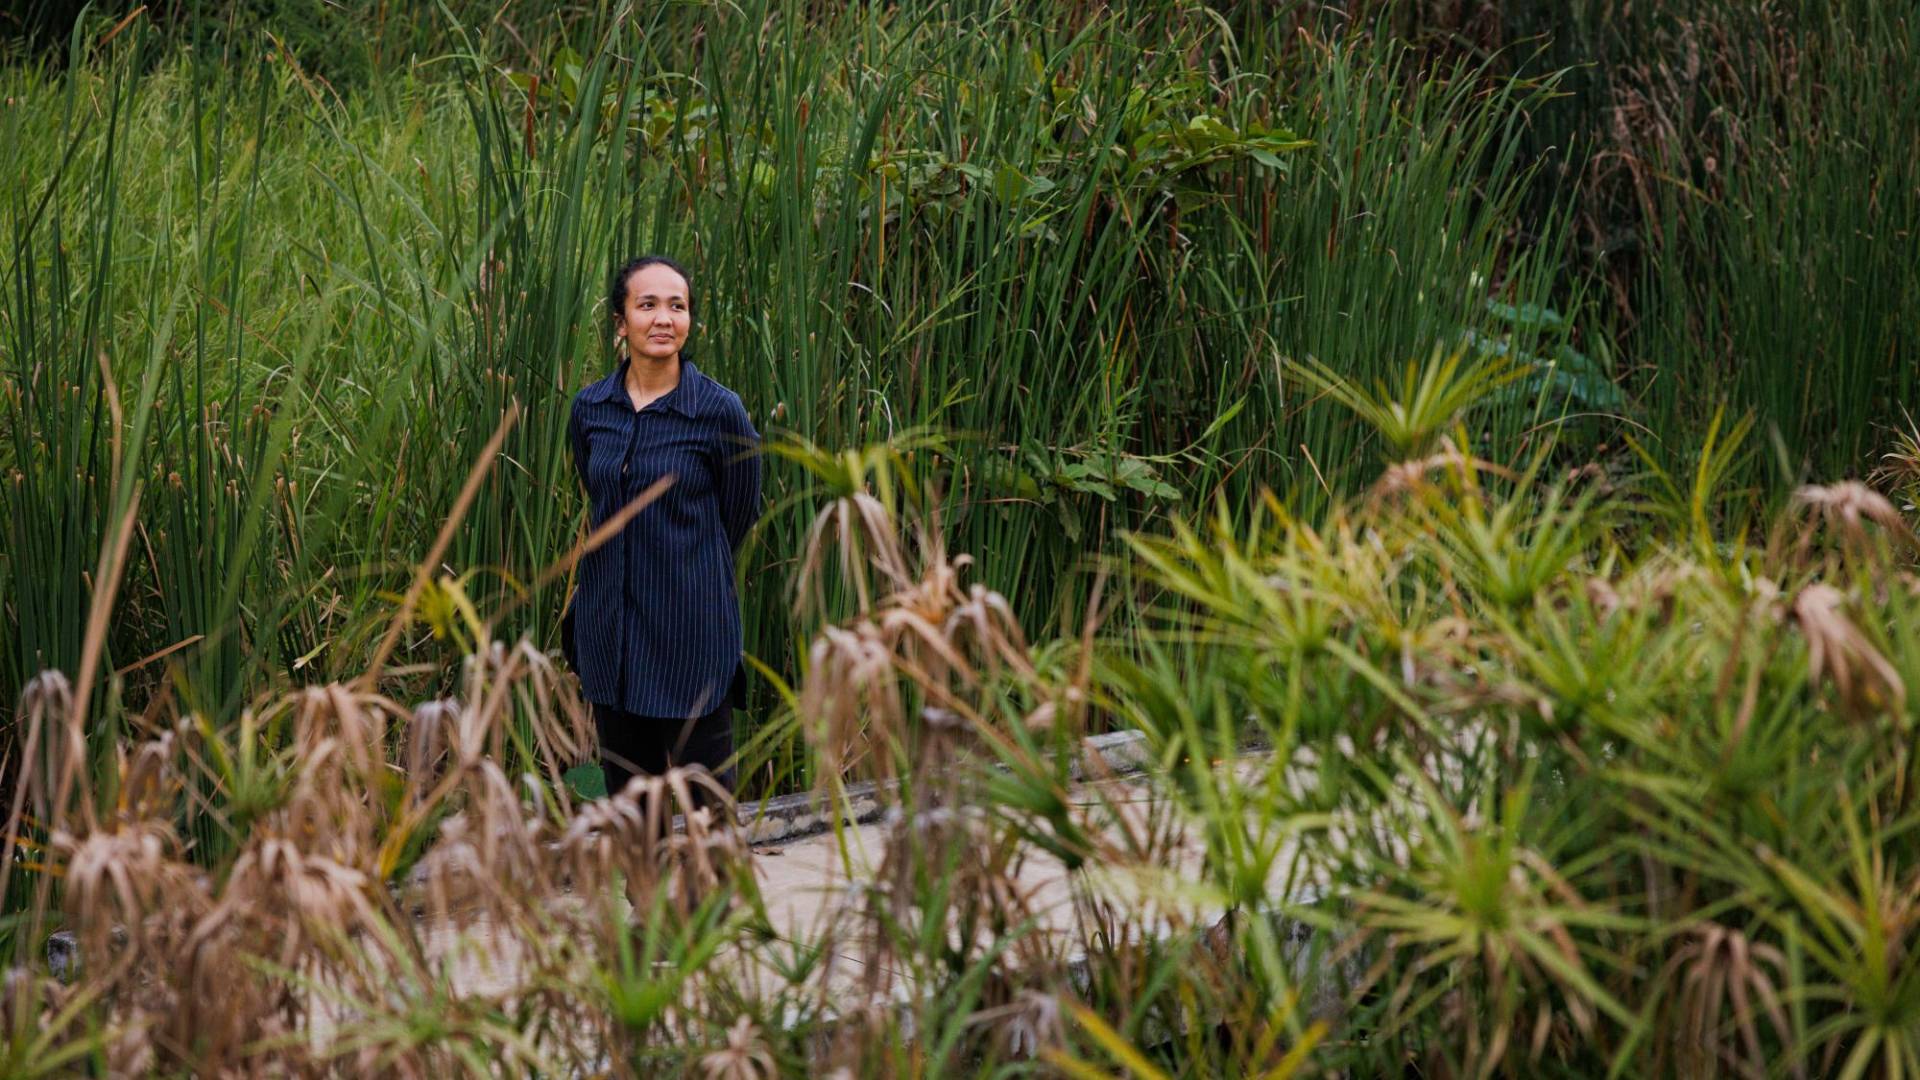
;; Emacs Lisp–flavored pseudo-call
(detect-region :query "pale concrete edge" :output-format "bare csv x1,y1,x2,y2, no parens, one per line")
735,727,1226,846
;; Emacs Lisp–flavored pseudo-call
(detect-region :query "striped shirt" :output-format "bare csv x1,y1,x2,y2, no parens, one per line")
567,358,762,719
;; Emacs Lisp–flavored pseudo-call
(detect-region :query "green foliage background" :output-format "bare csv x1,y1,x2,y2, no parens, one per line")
2,0,1915,786
5,4,1920,1076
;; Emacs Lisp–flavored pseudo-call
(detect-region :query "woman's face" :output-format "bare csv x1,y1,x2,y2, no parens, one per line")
615,263,692,363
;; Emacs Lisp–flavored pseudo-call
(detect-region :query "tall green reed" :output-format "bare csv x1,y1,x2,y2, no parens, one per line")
0,0,1717,803
1635,5,1920,485
1360,0,1920,490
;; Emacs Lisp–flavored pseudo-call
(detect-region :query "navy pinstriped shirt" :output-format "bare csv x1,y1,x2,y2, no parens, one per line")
567,359,762,719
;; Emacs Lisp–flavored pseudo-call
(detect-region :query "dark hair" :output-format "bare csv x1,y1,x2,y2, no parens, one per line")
607,254,696,329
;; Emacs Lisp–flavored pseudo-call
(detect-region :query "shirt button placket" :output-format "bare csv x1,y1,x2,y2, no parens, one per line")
618,406,645,709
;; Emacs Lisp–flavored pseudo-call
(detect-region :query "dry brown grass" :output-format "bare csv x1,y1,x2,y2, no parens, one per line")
2,445,1102,1074
1793,481,1919,552
0,626,771,1073
1660,922,1802,1080
1792,583,1907,718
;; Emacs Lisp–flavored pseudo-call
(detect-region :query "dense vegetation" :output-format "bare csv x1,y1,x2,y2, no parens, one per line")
3,1,1918,1075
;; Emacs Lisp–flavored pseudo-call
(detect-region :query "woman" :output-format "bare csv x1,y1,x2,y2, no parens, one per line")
565,255,761,806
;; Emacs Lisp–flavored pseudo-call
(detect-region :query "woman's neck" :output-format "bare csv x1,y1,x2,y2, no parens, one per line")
623,353,681,410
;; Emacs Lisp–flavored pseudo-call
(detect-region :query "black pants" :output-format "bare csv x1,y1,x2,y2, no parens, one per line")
593,702,735,809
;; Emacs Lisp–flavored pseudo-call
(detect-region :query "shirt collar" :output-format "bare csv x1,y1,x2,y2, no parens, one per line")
584,357,708,418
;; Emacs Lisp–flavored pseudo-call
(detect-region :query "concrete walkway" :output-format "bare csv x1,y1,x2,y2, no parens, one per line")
47,744,1337,1068
412,751,1313,1016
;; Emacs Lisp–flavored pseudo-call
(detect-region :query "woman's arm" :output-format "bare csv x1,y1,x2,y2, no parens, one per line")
715,394,762,554
568,397,591,492
562,397,591,670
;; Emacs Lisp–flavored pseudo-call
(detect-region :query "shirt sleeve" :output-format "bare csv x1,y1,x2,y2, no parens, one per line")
568,396,590,492
715,394,762,554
